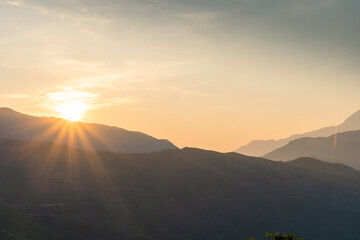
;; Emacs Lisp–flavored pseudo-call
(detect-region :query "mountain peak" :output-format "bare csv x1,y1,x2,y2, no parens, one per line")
0,107,21,116
0,107,31,119
264,130,360,170
341,108,360,127
235,108,360,157
0,107,16,113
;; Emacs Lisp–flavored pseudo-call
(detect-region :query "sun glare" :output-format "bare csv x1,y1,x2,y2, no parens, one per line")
56,100,87,121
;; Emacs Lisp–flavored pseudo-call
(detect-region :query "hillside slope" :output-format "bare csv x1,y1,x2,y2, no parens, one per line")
264,130,360,170
0,107,177,153
235,109,360,156
1,139,360,239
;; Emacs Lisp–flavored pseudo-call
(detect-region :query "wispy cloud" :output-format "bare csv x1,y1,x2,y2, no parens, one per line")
279,0,338,15
177,88,212,98
27,57,211,116
45,89,98,102
0,93,30,99
41,88,136,111
1,0,110,25
34,7,110,25
0,85,137,118
1,1,21,6
179,11,220,22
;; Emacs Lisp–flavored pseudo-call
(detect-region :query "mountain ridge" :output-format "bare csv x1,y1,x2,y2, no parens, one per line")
1,138,360,239
264,130,360,170
235,109,360,156
0,107,177,153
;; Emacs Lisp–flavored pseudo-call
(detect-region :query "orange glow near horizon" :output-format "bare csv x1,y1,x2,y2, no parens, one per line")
2,0,360,152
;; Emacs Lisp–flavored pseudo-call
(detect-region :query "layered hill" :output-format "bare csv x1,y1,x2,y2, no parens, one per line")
1,138,360,240
264,130,360,170
0,107,177,153
235,109,360,156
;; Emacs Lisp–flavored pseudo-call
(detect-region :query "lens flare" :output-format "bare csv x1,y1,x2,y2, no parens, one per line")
56,100,87,121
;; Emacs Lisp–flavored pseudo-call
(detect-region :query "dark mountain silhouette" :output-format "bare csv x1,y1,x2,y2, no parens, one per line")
1,138,360,240
235,109,360,156
264,130,360,170
0,201,149,240
0,107,177,153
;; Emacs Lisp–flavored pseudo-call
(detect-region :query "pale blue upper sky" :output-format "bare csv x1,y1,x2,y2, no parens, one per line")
1,0,360,151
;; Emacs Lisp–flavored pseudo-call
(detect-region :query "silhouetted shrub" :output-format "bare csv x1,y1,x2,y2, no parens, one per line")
248,232,303,240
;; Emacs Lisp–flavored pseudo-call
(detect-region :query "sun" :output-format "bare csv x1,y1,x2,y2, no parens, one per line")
56,100,87,121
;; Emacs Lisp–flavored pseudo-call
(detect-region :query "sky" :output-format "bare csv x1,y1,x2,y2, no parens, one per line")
1,0,360,152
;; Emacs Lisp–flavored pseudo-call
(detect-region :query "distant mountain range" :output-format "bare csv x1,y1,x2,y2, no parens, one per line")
0,107,177,153
235,109,360,156
1,138,360,239
264,130,360,170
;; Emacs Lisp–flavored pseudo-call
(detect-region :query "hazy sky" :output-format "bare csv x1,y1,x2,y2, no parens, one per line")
1,0,360,151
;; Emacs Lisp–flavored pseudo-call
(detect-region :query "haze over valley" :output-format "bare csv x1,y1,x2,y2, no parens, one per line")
235,109,360,157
